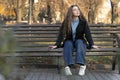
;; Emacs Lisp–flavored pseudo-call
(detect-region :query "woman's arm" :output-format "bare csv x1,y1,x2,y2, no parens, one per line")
84,22,100,49
49,23,65,49
54,23,65,48
55,24,64,47
84,21,94,49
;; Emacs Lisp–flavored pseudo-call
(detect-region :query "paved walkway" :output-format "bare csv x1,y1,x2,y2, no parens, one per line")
10,68,120,80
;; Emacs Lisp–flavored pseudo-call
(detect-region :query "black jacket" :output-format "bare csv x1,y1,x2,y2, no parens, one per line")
55,19,94,49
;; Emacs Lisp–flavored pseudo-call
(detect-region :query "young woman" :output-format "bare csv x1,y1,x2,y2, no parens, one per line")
49,5,99,76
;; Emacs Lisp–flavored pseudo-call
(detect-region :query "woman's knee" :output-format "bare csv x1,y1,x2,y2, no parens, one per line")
75,39,86,49
76,39,83,44
64,40,73,46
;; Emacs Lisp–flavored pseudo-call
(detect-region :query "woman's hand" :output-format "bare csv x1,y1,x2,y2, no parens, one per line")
92,45,100,49
49,46,57,49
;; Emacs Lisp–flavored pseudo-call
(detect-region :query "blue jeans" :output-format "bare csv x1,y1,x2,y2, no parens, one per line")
63,39,86,66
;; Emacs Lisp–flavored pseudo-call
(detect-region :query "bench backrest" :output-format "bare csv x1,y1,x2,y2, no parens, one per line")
12,24,120,50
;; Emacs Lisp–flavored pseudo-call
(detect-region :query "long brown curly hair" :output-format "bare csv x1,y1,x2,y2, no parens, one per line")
63,5,87,34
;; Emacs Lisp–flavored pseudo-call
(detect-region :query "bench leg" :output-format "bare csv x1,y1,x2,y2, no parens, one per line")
118,62,120,74
112,56,117,70
57,56,61,74
118,54,120,74
116,51,120,74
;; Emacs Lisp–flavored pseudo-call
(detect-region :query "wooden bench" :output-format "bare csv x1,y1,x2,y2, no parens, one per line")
1,24,120,73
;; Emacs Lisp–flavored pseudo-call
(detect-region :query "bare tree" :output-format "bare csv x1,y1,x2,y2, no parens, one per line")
32,0,40,23
111,0,120,23
17,0,22,23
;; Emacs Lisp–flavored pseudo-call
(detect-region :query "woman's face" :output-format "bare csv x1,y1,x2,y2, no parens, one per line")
72,6,80,17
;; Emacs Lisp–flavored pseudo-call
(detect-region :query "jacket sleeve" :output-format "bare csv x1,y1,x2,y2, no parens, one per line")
54,23,65,48
84,21,94,49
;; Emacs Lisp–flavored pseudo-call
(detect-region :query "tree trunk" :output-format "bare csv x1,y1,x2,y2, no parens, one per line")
17,0,22,23
111,0,119,24
28,0,33,24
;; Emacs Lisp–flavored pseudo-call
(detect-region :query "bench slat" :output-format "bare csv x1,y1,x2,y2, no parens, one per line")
14,31,120,34
12,28,120,31
17,43,114,47
0,52,117,57
15,48,120,52
16,40,114,42
14,36,112,38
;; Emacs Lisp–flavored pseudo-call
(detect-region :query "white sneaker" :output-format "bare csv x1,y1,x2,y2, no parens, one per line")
65,66,72,75
78,65,86,76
